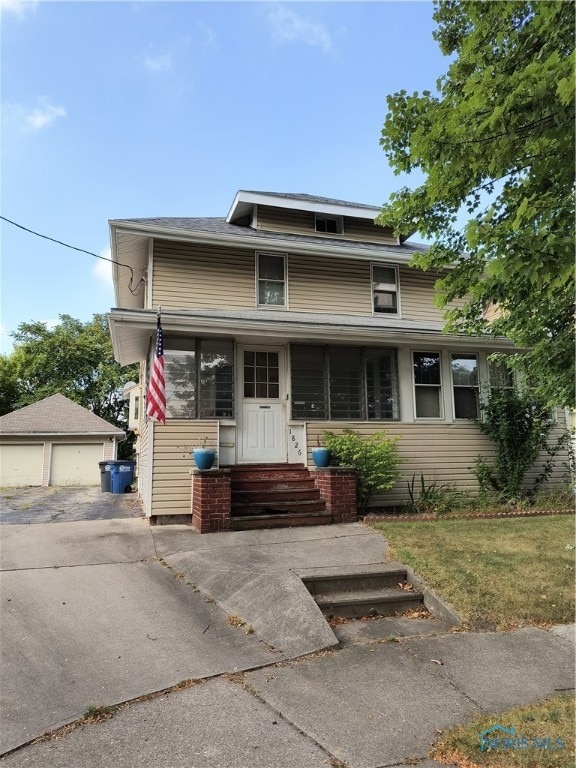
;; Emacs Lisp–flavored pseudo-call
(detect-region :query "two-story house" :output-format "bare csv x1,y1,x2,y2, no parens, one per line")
108,191,568,529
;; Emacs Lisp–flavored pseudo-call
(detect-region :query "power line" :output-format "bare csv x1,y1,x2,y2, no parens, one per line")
0,215,145,296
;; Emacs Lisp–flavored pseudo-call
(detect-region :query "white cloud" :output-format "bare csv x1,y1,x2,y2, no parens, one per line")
142,52,173,73
92,248,114,286
196,21,216,49
268,5,333,53
25,97,67,131
0,0,38,18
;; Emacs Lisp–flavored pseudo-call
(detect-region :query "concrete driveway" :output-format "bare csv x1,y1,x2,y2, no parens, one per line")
0,486,144,524
1,518,574,768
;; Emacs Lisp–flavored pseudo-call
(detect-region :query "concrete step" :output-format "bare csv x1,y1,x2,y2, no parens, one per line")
314,587,424,619
302,564,409,596
231,511,332,531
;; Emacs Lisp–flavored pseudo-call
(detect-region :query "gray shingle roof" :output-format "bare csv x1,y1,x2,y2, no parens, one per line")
112,216,428,255
0,394,124,436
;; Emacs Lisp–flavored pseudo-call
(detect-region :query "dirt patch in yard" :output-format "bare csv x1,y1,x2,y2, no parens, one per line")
0,486,144,524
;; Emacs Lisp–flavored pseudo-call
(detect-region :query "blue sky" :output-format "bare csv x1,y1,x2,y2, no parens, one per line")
1,0,447,354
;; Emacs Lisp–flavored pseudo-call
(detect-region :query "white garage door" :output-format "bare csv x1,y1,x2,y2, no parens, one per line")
50,444,104,486
0,444,44,486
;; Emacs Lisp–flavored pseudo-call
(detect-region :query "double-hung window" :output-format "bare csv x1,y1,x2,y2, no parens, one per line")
372,264,399,315
451,354,480,419
257,253,286,307
413,352,442,418
488,358,514,395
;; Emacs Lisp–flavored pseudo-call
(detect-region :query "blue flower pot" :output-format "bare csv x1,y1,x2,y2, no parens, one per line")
193,448,216,471
311,447,332,468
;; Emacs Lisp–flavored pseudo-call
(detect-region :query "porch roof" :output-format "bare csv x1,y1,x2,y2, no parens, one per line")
108,307,515,366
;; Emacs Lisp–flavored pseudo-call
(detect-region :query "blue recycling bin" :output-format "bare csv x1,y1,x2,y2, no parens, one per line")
109,460,136,494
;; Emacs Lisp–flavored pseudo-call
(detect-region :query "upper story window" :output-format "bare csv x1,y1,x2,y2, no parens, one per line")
451,353,479,419
315,215,342,234
372,264,399,315
257,253,286,307
413,351,442,418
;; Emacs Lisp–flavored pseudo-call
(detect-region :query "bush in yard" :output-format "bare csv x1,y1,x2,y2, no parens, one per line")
322,429,402,513
474,388,554,502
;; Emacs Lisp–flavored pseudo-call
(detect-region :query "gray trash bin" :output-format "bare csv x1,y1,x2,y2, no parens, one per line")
98,461,112,493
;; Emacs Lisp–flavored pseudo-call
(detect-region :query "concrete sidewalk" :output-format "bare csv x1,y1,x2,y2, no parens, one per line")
1,520,574,768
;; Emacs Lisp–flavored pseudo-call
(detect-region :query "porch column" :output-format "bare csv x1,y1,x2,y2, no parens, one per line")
191,469,232,534
313,467,357,524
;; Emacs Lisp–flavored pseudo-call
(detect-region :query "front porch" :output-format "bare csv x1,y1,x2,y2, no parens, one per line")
189,463,357,534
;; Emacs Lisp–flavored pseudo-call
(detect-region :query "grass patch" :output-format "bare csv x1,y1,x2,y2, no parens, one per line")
431,694,575,767
81,704,118,723
370,516,575,630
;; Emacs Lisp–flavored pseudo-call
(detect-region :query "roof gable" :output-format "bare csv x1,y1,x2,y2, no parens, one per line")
0,394,124,436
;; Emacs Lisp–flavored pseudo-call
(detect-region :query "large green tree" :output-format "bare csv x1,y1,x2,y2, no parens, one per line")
1,314,138,444
378,0,575,407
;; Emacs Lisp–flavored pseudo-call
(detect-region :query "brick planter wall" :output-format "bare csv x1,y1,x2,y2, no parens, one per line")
313,467,357,524
191,469,232,534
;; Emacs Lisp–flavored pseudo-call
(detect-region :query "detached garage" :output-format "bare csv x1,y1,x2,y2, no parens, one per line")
0,394,125,487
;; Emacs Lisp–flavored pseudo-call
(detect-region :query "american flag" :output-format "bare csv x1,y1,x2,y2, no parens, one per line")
146,317,166,424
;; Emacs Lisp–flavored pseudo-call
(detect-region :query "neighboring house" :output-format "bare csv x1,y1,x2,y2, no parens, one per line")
107,190,569,526
0,394,124,487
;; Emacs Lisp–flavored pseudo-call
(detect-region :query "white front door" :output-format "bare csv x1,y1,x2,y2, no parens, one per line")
239,347,287,463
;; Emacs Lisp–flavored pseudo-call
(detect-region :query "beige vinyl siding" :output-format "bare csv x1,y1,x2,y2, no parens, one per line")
152,240,255,310
137,418,151,516
152,240,465,320
343,216,397,245
306,420,570,508
257,206,397,244
257,206,314,235
289,255,371,314
151,420,218,516
399,267,465,322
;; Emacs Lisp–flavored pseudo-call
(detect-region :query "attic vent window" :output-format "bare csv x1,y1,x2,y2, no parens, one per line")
315,215,342,234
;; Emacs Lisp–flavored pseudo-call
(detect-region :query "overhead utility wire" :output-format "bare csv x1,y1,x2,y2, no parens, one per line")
0,215,145,296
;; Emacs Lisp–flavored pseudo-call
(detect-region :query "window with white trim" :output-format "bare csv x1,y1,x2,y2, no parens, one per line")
163,338,234,419
372,264,399,314
315,215,342,234
488,358,514,394
451,353,480,419
257,253,285,307
413,352,442,418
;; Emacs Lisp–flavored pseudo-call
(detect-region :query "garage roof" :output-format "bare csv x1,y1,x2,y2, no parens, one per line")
0,394,124,436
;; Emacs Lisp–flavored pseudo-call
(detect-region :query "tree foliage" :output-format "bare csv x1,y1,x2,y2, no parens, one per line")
378,1,575,407
0,314,138,442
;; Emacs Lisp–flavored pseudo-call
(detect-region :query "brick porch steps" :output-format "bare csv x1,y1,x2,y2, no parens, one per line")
231,510,332,531
229,463,329,527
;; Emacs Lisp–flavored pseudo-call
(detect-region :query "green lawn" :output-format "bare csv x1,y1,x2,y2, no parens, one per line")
431,695,575,768
369,516,575,630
